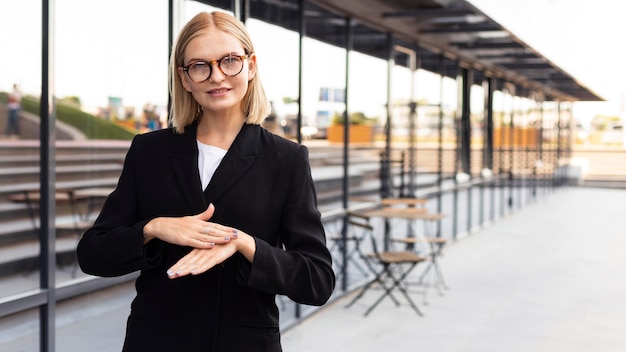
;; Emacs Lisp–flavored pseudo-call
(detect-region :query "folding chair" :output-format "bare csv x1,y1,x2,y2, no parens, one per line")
327,217,370,284
392,236,447,301
344,212,427,316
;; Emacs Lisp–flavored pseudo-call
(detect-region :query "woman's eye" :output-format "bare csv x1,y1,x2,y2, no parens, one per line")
193,62,209,69
222,57,238,66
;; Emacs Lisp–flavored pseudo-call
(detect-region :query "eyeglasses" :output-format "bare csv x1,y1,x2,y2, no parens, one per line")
182,54,249,82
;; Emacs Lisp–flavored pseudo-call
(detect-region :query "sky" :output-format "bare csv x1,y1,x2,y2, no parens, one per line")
469,0,626,124
1,0,624,126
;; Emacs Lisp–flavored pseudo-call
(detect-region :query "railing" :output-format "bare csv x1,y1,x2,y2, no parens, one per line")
0,143,566,331
277,167,562,329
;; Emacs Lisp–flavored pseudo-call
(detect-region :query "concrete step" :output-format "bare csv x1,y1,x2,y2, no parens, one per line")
0,163,123,185
0,235,80,276
0,152,126,167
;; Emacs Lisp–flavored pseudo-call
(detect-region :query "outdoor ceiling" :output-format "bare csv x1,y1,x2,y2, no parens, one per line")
199,0,603,101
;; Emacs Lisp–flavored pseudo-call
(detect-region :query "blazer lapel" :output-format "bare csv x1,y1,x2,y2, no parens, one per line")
204,124,260,203
169,123,207,212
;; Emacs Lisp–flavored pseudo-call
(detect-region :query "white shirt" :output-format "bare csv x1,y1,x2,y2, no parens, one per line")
7,91,21,109
197,140,227,190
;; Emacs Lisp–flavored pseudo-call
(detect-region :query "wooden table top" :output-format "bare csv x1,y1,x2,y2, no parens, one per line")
357,207,447,221
380,198,428,206
8,187,114,203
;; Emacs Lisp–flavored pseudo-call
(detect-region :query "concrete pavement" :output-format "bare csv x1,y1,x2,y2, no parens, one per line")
281,187,626,352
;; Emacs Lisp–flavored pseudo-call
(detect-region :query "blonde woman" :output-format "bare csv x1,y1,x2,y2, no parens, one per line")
78,11,334,352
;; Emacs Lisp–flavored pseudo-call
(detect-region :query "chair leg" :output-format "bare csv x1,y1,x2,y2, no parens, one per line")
345,277,378,309
435,262,449,294
345,268,401,312
416,252,448,301
347,249,372,278
394,264,424,316
363,263,423,317
431,255,448,293
334,246,371,286
417,260,432,287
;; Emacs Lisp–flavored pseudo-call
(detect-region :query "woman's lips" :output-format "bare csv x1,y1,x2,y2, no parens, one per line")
208,87,230,95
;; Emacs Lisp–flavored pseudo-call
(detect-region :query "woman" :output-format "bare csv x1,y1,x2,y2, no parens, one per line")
77,11,335,352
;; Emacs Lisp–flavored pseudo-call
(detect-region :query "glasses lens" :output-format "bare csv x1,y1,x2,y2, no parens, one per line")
220,56,244,76
188,62,211,82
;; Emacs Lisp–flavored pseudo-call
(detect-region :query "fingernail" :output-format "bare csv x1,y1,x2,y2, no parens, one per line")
232,230,238,238
208,242,215,247
167,270,175,277
224,236,230,241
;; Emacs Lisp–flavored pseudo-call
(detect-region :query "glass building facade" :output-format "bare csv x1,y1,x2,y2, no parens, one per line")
0,0,586,350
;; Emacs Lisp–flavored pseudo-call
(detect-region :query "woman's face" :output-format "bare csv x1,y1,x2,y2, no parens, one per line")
179,28,256,118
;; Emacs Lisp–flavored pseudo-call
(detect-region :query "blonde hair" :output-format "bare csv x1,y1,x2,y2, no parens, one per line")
169,11,271,133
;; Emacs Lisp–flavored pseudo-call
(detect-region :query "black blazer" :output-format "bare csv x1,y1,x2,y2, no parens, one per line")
77,123,335,352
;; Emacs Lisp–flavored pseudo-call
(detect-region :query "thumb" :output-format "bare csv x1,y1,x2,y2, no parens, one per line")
197,203,215,221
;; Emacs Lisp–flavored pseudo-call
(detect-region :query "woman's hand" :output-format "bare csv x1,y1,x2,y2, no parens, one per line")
167,227,256,279
166,242,238,278
142,204,235,249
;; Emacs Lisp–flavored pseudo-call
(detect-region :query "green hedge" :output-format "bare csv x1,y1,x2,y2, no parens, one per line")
1,92,136,140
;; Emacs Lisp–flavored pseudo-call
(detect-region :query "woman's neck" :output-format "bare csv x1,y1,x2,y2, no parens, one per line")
196,113,245,150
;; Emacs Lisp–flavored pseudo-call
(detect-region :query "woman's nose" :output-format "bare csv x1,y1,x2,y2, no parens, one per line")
208,62,226,82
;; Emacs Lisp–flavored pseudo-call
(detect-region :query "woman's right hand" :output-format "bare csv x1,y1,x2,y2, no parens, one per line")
142,204,235,249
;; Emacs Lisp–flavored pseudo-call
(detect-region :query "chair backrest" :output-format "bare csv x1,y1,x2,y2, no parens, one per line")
346,211,381,259
381,197,427,207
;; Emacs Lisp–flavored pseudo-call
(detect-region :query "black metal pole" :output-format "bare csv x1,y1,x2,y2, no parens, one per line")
436,56,445,237
296,0,305,144
340,16,352,291
167,0,174,125
40,0,56,351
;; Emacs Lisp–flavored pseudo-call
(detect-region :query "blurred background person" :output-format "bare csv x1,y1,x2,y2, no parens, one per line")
5,83,21,138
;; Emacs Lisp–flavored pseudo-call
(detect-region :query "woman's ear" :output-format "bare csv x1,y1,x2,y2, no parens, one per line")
178,67,192,92
247,53,257,81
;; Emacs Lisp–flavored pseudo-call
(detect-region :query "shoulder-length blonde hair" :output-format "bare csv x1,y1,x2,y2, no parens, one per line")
169,11,271,133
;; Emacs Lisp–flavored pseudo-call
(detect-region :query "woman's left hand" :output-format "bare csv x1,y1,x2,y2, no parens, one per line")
166,241,238,278
166,229,256,278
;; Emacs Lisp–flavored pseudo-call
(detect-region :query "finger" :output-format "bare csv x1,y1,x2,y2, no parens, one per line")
167,251,202,278
168,249,215,278
200,225,237,242
190,245,235,275
192,238,216,249
196,203,215,222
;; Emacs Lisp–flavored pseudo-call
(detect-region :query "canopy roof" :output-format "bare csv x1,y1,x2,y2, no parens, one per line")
200,0,603,101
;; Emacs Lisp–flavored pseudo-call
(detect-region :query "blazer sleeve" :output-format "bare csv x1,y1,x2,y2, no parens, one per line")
77,135,164,277
242,145,335,306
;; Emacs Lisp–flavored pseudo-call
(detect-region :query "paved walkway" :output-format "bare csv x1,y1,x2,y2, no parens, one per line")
1,187,625,351
282,187,626,352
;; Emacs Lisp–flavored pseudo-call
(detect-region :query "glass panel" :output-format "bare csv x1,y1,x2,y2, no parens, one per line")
301,42,346,144
0,0,42,297
247,19,300,140
349,21,388,203
470,81,484,177
183,0,230,21
55,280,135,351
441,75,458,177
347,50,387,203
414,68,443,195
390,59,412,148
416,68,443,146
53,0,167,287
0,308,39,351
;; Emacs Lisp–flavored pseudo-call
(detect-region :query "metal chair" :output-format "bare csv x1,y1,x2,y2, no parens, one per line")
388,208,449,304
344,212,427,316
391,235,448,303
327,216,370,285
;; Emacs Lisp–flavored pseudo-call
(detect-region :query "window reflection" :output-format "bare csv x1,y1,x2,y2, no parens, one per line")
0,0,42,298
